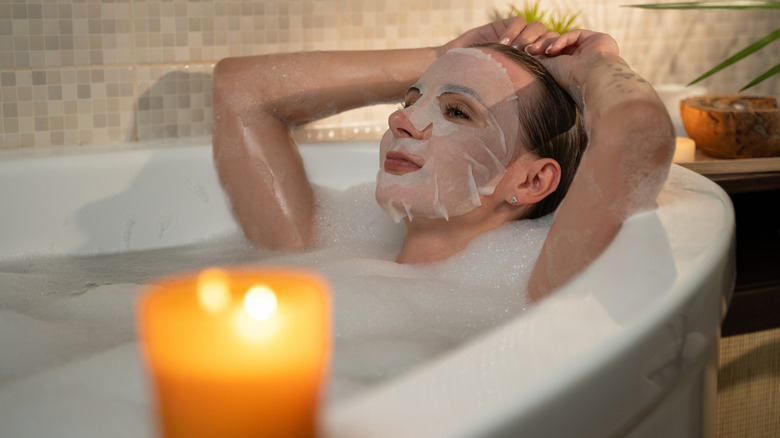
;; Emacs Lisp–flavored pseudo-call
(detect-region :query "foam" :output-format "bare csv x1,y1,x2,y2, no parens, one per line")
0,181,552,404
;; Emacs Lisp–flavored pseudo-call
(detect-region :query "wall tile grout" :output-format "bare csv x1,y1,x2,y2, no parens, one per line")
128,0,137,141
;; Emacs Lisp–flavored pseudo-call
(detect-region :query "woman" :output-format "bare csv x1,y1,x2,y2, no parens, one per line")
211,18,674,301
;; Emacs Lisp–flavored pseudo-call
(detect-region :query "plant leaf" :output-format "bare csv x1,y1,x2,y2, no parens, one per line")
626,1,780,10
740,62,780,91
549,9,582,34
511,1,547,23
688,28,780,85
504,1,582,33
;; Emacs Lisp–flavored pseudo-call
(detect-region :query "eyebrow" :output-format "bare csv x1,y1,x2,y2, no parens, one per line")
439,84,484,105
406,84,486,106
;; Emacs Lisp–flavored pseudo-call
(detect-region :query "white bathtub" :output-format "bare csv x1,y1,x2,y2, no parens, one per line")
0,136,734,437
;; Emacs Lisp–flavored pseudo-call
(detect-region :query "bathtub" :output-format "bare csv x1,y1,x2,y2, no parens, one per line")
0,136,734,437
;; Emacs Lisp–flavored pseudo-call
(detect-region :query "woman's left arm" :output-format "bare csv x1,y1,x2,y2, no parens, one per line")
525,30,676,300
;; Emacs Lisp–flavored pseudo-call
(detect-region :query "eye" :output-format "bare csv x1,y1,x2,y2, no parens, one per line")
400,97,417,109
402,88,421,109
444,103,472,120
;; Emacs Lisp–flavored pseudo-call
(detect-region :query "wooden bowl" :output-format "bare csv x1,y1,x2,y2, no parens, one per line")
680,94,780,159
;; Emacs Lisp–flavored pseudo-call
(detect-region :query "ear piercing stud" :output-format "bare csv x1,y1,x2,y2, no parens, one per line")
510,196,518,204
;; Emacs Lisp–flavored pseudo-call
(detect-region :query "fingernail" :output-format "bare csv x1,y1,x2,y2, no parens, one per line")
524,44,533,54
499,37,511,46
545,45,553,55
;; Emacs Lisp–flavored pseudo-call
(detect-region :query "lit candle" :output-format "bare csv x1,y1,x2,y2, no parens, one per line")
673,137,696,163
138,267,331,438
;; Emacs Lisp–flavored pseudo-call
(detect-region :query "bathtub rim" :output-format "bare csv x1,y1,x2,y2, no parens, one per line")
0,136,380,261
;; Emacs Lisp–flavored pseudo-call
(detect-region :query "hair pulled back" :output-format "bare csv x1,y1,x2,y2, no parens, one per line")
473,43,587,219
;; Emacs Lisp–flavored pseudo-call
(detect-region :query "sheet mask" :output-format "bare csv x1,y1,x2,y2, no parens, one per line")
376,48,523,222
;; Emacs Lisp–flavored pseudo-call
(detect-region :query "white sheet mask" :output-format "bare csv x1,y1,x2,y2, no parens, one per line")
375,48,523,222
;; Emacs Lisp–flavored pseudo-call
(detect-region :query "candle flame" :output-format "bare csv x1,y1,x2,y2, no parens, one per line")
197,268,231,313
244,285,277,321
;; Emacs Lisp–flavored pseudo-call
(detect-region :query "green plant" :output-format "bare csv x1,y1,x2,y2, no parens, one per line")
627,1,780,91
492,1,581,34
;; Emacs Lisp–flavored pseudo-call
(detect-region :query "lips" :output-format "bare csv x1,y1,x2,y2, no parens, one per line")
383,151,423,175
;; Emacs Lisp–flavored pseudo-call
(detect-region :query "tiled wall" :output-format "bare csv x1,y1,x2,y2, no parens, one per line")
1,0,778,149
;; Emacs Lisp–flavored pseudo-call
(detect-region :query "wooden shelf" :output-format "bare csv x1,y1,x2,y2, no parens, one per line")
678,150,780,193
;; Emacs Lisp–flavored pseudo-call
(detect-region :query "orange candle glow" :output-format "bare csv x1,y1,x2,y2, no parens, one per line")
138,267,331,438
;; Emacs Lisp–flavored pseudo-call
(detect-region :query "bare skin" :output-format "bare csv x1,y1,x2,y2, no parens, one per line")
525,31,675,299
211,18,674,301
212,18,547,251
212,49,441,250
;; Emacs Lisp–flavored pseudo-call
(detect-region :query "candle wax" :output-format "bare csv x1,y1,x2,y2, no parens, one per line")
673,137,696,163
138,268,331,438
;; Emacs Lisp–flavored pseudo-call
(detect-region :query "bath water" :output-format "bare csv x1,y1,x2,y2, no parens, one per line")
0,182,551,403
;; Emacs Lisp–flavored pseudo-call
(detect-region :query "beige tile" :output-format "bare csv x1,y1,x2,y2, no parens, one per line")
0,66,135,148
3,0,133,70
134,64,214,141
1,0,779,149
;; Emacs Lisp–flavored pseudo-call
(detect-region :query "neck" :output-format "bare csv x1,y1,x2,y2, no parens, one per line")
395,214,504,264
391,188,531,264
395,230,468,265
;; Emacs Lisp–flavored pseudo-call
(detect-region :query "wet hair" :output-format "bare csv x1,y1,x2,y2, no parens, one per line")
473,43,587,219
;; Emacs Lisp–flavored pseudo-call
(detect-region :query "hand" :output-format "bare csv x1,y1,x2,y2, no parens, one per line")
442,17,553,53
524,30,620,92
526,29,618,58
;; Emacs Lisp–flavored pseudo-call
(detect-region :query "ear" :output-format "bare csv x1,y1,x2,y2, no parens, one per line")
506,157,561,206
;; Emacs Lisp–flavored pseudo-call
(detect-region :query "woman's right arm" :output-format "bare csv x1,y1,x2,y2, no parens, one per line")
211,18,547,250
211,49,439,250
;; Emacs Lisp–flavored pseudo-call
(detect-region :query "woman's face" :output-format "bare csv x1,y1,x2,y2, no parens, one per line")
375,48,535,222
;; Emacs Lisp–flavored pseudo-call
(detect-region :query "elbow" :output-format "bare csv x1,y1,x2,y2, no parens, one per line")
212,57,243,94
212,57,241,135
212,56,273,115
211,56,275,158
608,98,676,168
211,59,239,159
212,57,247,112
637,99,676,169
616,100,676,214
588,98,676,216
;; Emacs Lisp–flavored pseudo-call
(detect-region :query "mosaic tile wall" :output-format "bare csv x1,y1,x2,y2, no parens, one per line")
1,0,779,149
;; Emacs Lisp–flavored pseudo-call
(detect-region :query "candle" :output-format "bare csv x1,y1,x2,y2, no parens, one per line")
673,137,696,163
138,267,331,438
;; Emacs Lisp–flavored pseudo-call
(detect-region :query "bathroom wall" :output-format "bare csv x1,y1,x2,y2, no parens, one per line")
1,0,778,149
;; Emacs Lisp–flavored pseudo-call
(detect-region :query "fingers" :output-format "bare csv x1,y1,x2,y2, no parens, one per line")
522,31,560,54
442,17,528,53
497,17,528,46
527,30,620,59
525,30,586,57
498,18,548,50
444,17,584,55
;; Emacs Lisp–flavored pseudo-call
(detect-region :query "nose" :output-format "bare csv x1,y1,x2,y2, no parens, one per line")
388,109,431,140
